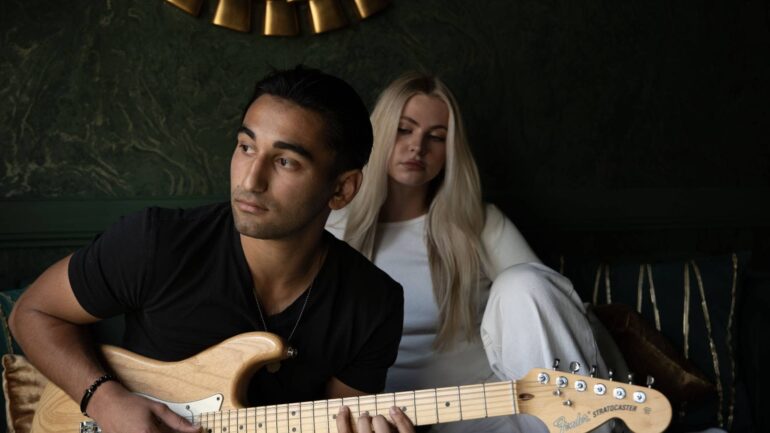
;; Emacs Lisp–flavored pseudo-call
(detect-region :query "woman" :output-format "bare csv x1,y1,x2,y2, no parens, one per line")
327,73,607,432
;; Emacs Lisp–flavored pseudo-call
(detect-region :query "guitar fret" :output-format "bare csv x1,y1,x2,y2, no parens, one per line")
433,388,439,423
254,407,259,433
510,380,517,415
342,396,359,419
358,394,376,416
288,402,300,432
459,384,487,420
435,386,461,423
256,406,263,432
411,388,437,425
327,398,342,433
393,391,416,425
300,401,313,433
265,405,276,433
310,399,326,433
457,386,463,420
278,404,289,432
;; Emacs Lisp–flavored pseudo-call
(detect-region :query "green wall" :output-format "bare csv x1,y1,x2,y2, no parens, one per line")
2,0,770,285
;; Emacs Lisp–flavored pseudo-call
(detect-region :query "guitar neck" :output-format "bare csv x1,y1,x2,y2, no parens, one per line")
193,381,518,433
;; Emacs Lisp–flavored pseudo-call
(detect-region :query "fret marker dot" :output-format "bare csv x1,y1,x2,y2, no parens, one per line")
332,415,337,420
258,423,262,428
291,411,296,416
239,426,243,430
445,402,450,407
401,407,407,412
292,429,296,432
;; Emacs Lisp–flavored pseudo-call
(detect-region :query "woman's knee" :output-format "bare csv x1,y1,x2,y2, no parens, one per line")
491,263,558,299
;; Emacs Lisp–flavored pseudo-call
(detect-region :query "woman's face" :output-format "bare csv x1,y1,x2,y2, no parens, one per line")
387,94,449,190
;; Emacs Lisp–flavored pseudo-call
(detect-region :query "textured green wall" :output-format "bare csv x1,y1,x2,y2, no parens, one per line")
3,0,769,199
2,0,770,284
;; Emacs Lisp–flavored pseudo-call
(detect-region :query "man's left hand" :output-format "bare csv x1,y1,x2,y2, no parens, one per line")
335,405,416,433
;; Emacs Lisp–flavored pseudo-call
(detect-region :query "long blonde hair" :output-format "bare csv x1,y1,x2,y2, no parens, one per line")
344,72,488,349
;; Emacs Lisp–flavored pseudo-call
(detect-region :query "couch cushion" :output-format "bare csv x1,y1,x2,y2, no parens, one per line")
557,252,751,432
2,354,47,433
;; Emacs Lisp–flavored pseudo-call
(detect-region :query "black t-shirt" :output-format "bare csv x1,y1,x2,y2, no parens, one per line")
69,202,403,405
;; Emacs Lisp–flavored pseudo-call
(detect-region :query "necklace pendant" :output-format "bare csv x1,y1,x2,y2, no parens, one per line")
267,361,281,373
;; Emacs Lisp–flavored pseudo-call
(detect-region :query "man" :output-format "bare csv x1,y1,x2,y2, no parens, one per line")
9,67,413,433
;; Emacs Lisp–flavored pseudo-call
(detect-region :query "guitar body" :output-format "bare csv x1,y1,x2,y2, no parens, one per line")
32,332,285,433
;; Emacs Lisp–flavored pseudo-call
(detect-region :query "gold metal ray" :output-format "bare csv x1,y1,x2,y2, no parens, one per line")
166,0,205,16
213,0,252,32
308,0,348,34
263,0,300,36
353,0,390,19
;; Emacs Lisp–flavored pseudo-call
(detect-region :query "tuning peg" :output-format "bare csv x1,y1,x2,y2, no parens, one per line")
569,361,581,374
646,375,655,388
589,365,597,377
608,369,614,381
627,372,635,384
552,358,560,370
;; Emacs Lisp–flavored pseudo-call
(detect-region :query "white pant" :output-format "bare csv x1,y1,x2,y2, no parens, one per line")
479,263,615,433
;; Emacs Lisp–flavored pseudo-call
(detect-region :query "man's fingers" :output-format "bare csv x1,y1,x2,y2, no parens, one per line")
357,411,373,433
152,404,200,433
371,414,392,432
336,406,352,433
388,406,415,433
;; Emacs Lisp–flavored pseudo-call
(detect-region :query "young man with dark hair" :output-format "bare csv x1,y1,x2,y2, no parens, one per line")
9,67,414,433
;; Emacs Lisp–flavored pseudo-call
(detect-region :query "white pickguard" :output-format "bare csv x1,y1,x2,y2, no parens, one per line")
79,394,223,433
137,392,224,418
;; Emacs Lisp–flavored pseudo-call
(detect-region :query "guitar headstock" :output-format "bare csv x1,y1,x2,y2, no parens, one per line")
516,366,672,433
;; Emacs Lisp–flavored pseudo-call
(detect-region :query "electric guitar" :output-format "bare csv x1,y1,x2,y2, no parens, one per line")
31,332,672,433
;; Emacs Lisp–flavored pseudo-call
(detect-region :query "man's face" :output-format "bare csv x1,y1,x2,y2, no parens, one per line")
230,94,336,240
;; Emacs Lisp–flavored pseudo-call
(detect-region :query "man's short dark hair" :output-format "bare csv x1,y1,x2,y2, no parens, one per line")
249,66,373,175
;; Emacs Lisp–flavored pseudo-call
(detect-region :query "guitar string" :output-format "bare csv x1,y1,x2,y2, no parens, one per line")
191,396,632,429
189,381,572,425
189,379,622,416
190,379,632,428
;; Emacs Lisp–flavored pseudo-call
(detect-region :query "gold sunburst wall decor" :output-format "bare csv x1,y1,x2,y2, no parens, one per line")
166,0,390,35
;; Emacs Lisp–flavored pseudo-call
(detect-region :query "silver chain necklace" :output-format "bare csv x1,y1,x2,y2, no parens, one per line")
254,278,315,373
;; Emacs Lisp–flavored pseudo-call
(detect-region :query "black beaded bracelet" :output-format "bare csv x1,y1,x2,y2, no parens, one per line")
80,373,117,417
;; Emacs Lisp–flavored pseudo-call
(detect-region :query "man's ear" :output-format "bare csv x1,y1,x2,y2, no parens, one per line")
328,169,363,210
